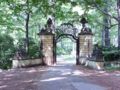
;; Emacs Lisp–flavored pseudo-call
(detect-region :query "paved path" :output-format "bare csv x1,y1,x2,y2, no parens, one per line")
37,61,106,90
0,59,120,90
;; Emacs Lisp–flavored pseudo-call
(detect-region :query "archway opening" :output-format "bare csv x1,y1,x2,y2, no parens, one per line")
56,37,76,64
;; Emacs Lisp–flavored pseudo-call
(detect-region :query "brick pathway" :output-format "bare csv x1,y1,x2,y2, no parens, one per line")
0,61,120,90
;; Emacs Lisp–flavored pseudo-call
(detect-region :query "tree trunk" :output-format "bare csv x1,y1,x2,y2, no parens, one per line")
102,0,110,47
117,0,120,48
103,16,110,47
118,22,120,48
101,29,105,46
25,12,30,55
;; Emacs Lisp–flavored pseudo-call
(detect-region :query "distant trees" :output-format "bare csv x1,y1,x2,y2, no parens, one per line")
1,0,120,52
93,0,120,48
102,0,110,47
117,0,120,48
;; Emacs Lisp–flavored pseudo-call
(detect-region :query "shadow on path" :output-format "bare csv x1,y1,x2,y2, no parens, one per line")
38,61,106,90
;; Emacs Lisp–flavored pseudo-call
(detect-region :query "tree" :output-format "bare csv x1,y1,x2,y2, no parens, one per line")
92,0,120,48
117,0,120,48
102,0,110,47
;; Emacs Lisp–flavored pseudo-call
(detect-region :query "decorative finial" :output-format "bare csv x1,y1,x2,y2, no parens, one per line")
80,17,88,28
47,18,52,26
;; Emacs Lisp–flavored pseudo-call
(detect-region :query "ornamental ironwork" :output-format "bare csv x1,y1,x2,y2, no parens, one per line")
55,23,79,42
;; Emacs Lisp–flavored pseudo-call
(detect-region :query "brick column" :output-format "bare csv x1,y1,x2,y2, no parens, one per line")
79,34,93,64
38,31,55,66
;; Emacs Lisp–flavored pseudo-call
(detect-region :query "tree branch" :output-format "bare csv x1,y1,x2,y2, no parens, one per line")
93,0,118,21
96,20,118,29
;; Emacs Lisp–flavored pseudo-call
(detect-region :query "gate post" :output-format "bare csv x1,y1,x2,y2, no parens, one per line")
38,29,55,66
78,17,93,65
78,32,93,64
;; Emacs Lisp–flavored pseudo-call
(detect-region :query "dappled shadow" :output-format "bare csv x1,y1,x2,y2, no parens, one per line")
38,63,105,90
75,65,120,90
38,63,120,90
0,66,46,90
0,62,120,90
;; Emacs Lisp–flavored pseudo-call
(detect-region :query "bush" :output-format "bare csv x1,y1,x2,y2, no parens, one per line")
17,38,42,59
0,34,15,69
95,44,120,62
28,40,40,58
103,50,120,62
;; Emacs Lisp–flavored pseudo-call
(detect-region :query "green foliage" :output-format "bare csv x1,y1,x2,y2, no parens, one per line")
100,45,120,62
28,38,40,58
102,46,118,51
57,38,73,55
103,50,120,62
0,34,15,69
105,66,120,71
57,47,72,55
17,37,41,58
57,47,66,55
0,0,119,69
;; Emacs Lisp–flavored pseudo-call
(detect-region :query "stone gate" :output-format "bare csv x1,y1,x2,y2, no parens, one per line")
38,17,93,66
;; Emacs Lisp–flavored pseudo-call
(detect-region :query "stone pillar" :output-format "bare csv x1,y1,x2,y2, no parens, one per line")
79,33,93,64
77,17,94,65
38,30,55,66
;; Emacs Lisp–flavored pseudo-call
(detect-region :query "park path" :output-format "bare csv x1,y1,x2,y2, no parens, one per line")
0,59,120,90
37,60,106,90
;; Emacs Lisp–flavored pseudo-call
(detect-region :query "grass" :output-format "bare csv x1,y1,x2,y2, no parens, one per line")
105,66,120,71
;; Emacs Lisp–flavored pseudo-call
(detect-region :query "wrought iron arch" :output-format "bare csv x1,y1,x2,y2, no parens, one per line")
54,22,80,65
55,23,79,42
56,34,77,43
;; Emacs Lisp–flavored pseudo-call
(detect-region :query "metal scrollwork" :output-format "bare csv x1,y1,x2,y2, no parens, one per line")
56,23,78,42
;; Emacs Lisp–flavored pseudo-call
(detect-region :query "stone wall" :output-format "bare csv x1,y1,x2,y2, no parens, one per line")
12,59,42,68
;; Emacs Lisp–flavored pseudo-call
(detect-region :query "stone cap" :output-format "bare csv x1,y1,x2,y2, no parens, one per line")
79,27,93,35
38,28,54,35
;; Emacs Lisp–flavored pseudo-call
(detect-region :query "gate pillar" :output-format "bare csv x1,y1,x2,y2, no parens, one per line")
77,17,94,64
78,32,93,64
38,29,55,66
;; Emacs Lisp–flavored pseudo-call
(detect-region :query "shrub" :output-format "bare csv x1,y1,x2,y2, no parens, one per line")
0,34,15,69
95,44,120,62
17,37,41,59
103,50,120,62
28,43,40,58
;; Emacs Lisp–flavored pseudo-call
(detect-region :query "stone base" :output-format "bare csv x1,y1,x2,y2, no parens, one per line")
79,58,104,70
12,59,42,68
